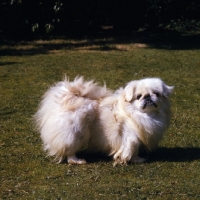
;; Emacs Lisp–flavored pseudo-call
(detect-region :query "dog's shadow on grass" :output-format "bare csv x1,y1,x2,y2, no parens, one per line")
148,147,200,163
76,151,113,164
75,147,200,164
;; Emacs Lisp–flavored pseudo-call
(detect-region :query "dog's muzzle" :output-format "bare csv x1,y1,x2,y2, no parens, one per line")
143,95,157,109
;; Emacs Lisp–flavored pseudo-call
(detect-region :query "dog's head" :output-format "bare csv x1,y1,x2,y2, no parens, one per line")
124,78,174,113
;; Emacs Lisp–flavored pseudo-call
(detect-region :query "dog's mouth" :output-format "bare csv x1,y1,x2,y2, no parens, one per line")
143,100,157,109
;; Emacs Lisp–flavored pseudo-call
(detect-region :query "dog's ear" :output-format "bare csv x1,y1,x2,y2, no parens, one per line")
162,84,174,97
124,81,138,101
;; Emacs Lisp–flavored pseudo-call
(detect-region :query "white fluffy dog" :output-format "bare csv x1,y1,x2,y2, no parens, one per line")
35,76,173,165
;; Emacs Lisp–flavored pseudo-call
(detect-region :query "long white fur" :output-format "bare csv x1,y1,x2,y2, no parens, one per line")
34,76,173,164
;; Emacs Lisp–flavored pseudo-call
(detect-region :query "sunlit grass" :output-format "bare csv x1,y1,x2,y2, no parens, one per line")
0,38,200,199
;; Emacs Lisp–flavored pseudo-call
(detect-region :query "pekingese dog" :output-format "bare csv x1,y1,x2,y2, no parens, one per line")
35,76,174,165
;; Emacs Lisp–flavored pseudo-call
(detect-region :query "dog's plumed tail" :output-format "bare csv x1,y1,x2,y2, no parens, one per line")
64,76,112,100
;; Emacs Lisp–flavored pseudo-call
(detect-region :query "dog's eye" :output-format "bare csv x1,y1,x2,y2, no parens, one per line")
154,92,160,97
136,94,142,100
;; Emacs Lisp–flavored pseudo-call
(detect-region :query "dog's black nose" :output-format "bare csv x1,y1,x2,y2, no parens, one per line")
144,94,151,100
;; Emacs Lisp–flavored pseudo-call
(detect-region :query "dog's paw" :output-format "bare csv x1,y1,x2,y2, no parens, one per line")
130,156,146,163
67,155,86,164
113,150,130,166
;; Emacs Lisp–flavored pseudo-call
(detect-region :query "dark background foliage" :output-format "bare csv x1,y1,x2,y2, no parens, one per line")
0,0,200,39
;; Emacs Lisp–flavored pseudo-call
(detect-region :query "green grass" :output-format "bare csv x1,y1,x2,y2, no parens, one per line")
1,35,200,199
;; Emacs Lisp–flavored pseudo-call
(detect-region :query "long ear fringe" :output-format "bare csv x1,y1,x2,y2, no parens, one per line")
163,85,174,97
124,81,138,102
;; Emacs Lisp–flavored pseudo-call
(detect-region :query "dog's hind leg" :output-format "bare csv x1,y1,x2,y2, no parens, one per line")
67,155,86,164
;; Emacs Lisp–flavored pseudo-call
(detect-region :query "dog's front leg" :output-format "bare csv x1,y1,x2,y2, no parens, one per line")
113,136,139,165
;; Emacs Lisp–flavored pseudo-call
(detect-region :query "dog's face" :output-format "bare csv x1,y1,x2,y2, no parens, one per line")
124,78,174,113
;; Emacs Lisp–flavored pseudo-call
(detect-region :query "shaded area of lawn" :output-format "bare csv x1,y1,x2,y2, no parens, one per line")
1,30,200,57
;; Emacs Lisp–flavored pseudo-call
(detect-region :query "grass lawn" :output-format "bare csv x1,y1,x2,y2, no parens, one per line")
1,33,200,199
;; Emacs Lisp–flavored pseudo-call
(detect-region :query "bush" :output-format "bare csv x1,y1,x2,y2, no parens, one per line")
1,0,199,38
